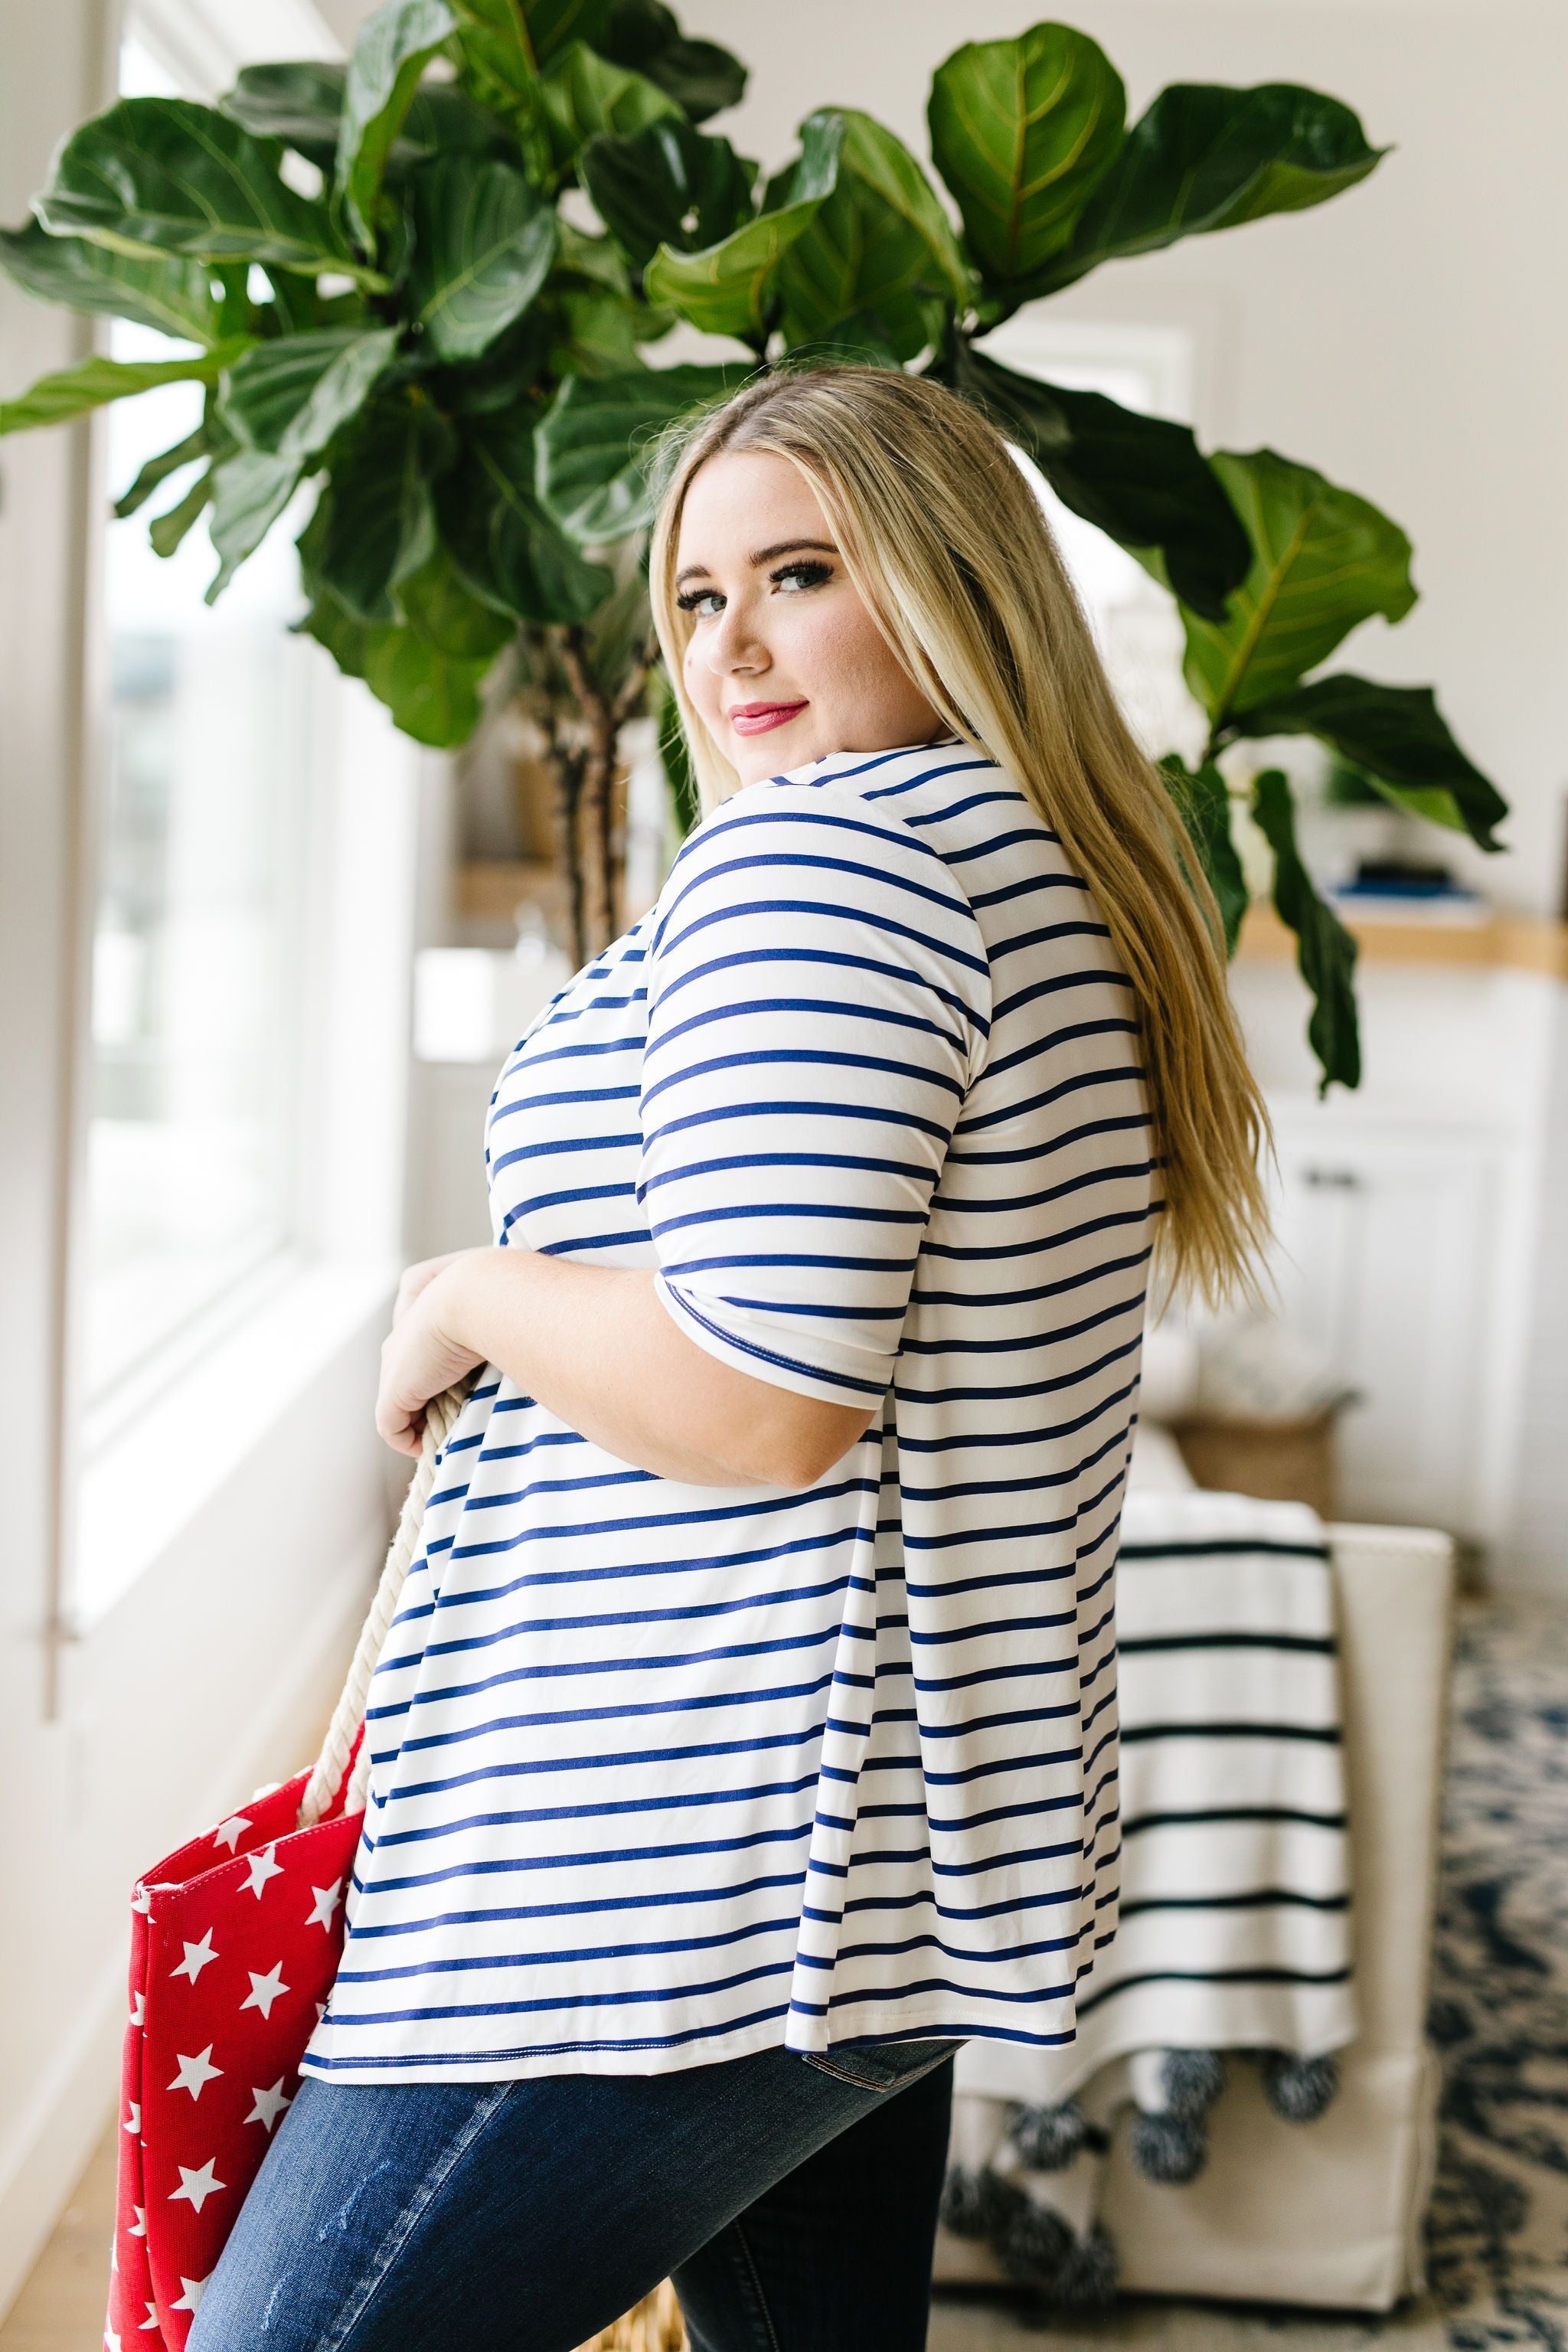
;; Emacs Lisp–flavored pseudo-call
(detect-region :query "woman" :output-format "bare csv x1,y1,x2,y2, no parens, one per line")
190,364,1267,2351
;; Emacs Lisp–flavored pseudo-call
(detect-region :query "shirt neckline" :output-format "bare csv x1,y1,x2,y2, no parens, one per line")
766,733,969,789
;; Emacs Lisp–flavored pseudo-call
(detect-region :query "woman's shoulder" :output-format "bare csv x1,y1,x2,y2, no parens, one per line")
665,740,1024,888
657,760,982,918
645,757,997,1002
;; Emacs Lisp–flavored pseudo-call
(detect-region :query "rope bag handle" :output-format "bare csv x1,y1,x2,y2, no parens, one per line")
296,1371,479,1831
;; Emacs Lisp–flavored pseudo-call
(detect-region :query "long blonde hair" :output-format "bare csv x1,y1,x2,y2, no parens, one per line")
645,363,1270,1309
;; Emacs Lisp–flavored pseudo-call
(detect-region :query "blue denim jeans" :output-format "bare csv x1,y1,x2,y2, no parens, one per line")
186,2038,959,2352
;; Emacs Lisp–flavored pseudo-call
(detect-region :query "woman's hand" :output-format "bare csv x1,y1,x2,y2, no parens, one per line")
391,1250,475,1328
376,1252,490,1458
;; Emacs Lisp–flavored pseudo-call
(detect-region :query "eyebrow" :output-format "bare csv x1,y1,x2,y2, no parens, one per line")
673,537,839,589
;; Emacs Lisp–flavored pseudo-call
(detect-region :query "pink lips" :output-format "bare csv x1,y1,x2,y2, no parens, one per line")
728,700,807,737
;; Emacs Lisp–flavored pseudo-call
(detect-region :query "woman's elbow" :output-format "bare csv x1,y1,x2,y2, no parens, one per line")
737,1400,879,1489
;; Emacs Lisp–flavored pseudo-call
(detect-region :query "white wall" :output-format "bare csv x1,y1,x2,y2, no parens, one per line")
0,0,425,2318
679,0,1568,916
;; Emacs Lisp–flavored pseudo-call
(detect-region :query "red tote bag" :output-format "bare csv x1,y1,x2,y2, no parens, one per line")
104,1376,475,2350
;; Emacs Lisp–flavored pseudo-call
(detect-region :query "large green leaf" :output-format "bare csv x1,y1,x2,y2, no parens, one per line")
534,361,747,544
927,27,1125,293
0,217,221,342
35,99,364,280
113,423,211,516
579,557,652,699
223,60,511,175
1043,82,1388,295
1251,766,1360,1093
600,0,746,125
220,63,346,167
0,336,252,436
432,305,556,411
538,38,682,172
148,466,214,557
1167,449,1416,722
527,0,613,64
1225,672,1508,852
335,0,457,252
451,0,550,161
206,448,302,600
439,412,612,621
580,118,754,270
400,80,518,161
788,307,935,368
776,109,969,350
299,570,501,746
220,325,400,458
555,217,633,290
827,109,969,302
393,543,515,657
312,395,455,620
407,155,558,362
1161,753,1248,954
548,285,673,373
942,342,1249,622
644,111,842,339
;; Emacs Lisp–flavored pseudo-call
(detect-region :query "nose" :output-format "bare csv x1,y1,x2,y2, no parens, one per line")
700,595,766,675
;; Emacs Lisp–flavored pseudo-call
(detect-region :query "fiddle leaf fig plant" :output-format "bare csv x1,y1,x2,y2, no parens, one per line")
1,2,1507,1091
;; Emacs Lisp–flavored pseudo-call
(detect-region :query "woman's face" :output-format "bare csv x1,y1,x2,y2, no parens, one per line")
674,449,946,787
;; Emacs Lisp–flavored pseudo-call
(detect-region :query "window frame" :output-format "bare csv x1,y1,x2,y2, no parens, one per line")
18,0,430,1662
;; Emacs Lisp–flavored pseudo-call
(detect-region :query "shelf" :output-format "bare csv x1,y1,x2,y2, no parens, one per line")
454,859,558,924
454,859,1568,983
1238,900,1568,980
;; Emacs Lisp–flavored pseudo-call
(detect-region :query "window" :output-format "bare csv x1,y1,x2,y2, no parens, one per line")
978,314,1204,766
83,31,322,1424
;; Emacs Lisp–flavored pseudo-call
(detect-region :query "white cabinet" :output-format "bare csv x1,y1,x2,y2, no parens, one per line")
1223,949,1566,1577
1261,1117,1519,1537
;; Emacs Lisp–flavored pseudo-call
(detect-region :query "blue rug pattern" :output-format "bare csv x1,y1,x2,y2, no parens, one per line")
1425,1596,1568,2347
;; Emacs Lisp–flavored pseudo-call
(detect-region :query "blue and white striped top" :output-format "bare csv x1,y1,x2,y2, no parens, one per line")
302,737,1156,2082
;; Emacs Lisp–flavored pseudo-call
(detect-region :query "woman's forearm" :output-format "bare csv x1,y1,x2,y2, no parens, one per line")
433,1246,872,1488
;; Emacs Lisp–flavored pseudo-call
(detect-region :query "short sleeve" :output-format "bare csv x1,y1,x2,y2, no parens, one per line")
636,782,992,1406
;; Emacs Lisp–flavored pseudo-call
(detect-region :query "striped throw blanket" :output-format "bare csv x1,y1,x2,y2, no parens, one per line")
942,1485,1355,2303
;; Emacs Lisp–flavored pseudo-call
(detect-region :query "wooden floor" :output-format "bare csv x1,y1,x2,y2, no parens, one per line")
0,2121,1449,2352
0,2124,118,2352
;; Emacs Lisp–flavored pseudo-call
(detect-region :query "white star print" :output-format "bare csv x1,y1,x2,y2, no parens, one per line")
211,1814,250,1853
170,1931,217,1984
167,2044,223,2102
169,2160,224,2215
171,2274,211,2314
241,1841,283,1899
240,1964,288,2020
129,2207,146,2239
130,1991,145,2029
245,2079,292,2134
131,1887,151,1916
122,2103,140,2135
305,1878,343,1930
139,2303,159,2330
104,2328,122,2352
109,2237,117,2273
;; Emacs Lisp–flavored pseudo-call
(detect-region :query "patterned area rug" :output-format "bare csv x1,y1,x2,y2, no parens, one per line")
931,1592,1568,2350
1423,1594,1568,2347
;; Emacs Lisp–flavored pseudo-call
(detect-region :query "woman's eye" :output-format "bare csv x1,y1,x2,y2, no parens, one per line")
676,586,724,617
773,561,831,593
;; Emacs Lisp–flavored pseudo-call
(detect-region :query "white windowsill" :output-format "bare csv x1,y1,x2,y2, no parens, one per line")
66,1253,399,1637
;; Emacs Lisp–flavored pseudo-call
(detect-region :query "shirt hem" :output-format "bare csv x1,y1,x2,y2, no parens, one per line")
298,1999,1078,2085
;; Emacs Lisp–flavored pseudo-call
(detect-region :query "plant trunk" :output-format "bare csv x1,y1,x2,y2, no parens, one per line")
555,629,622,967
536,626,655,969
553,746,589,969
